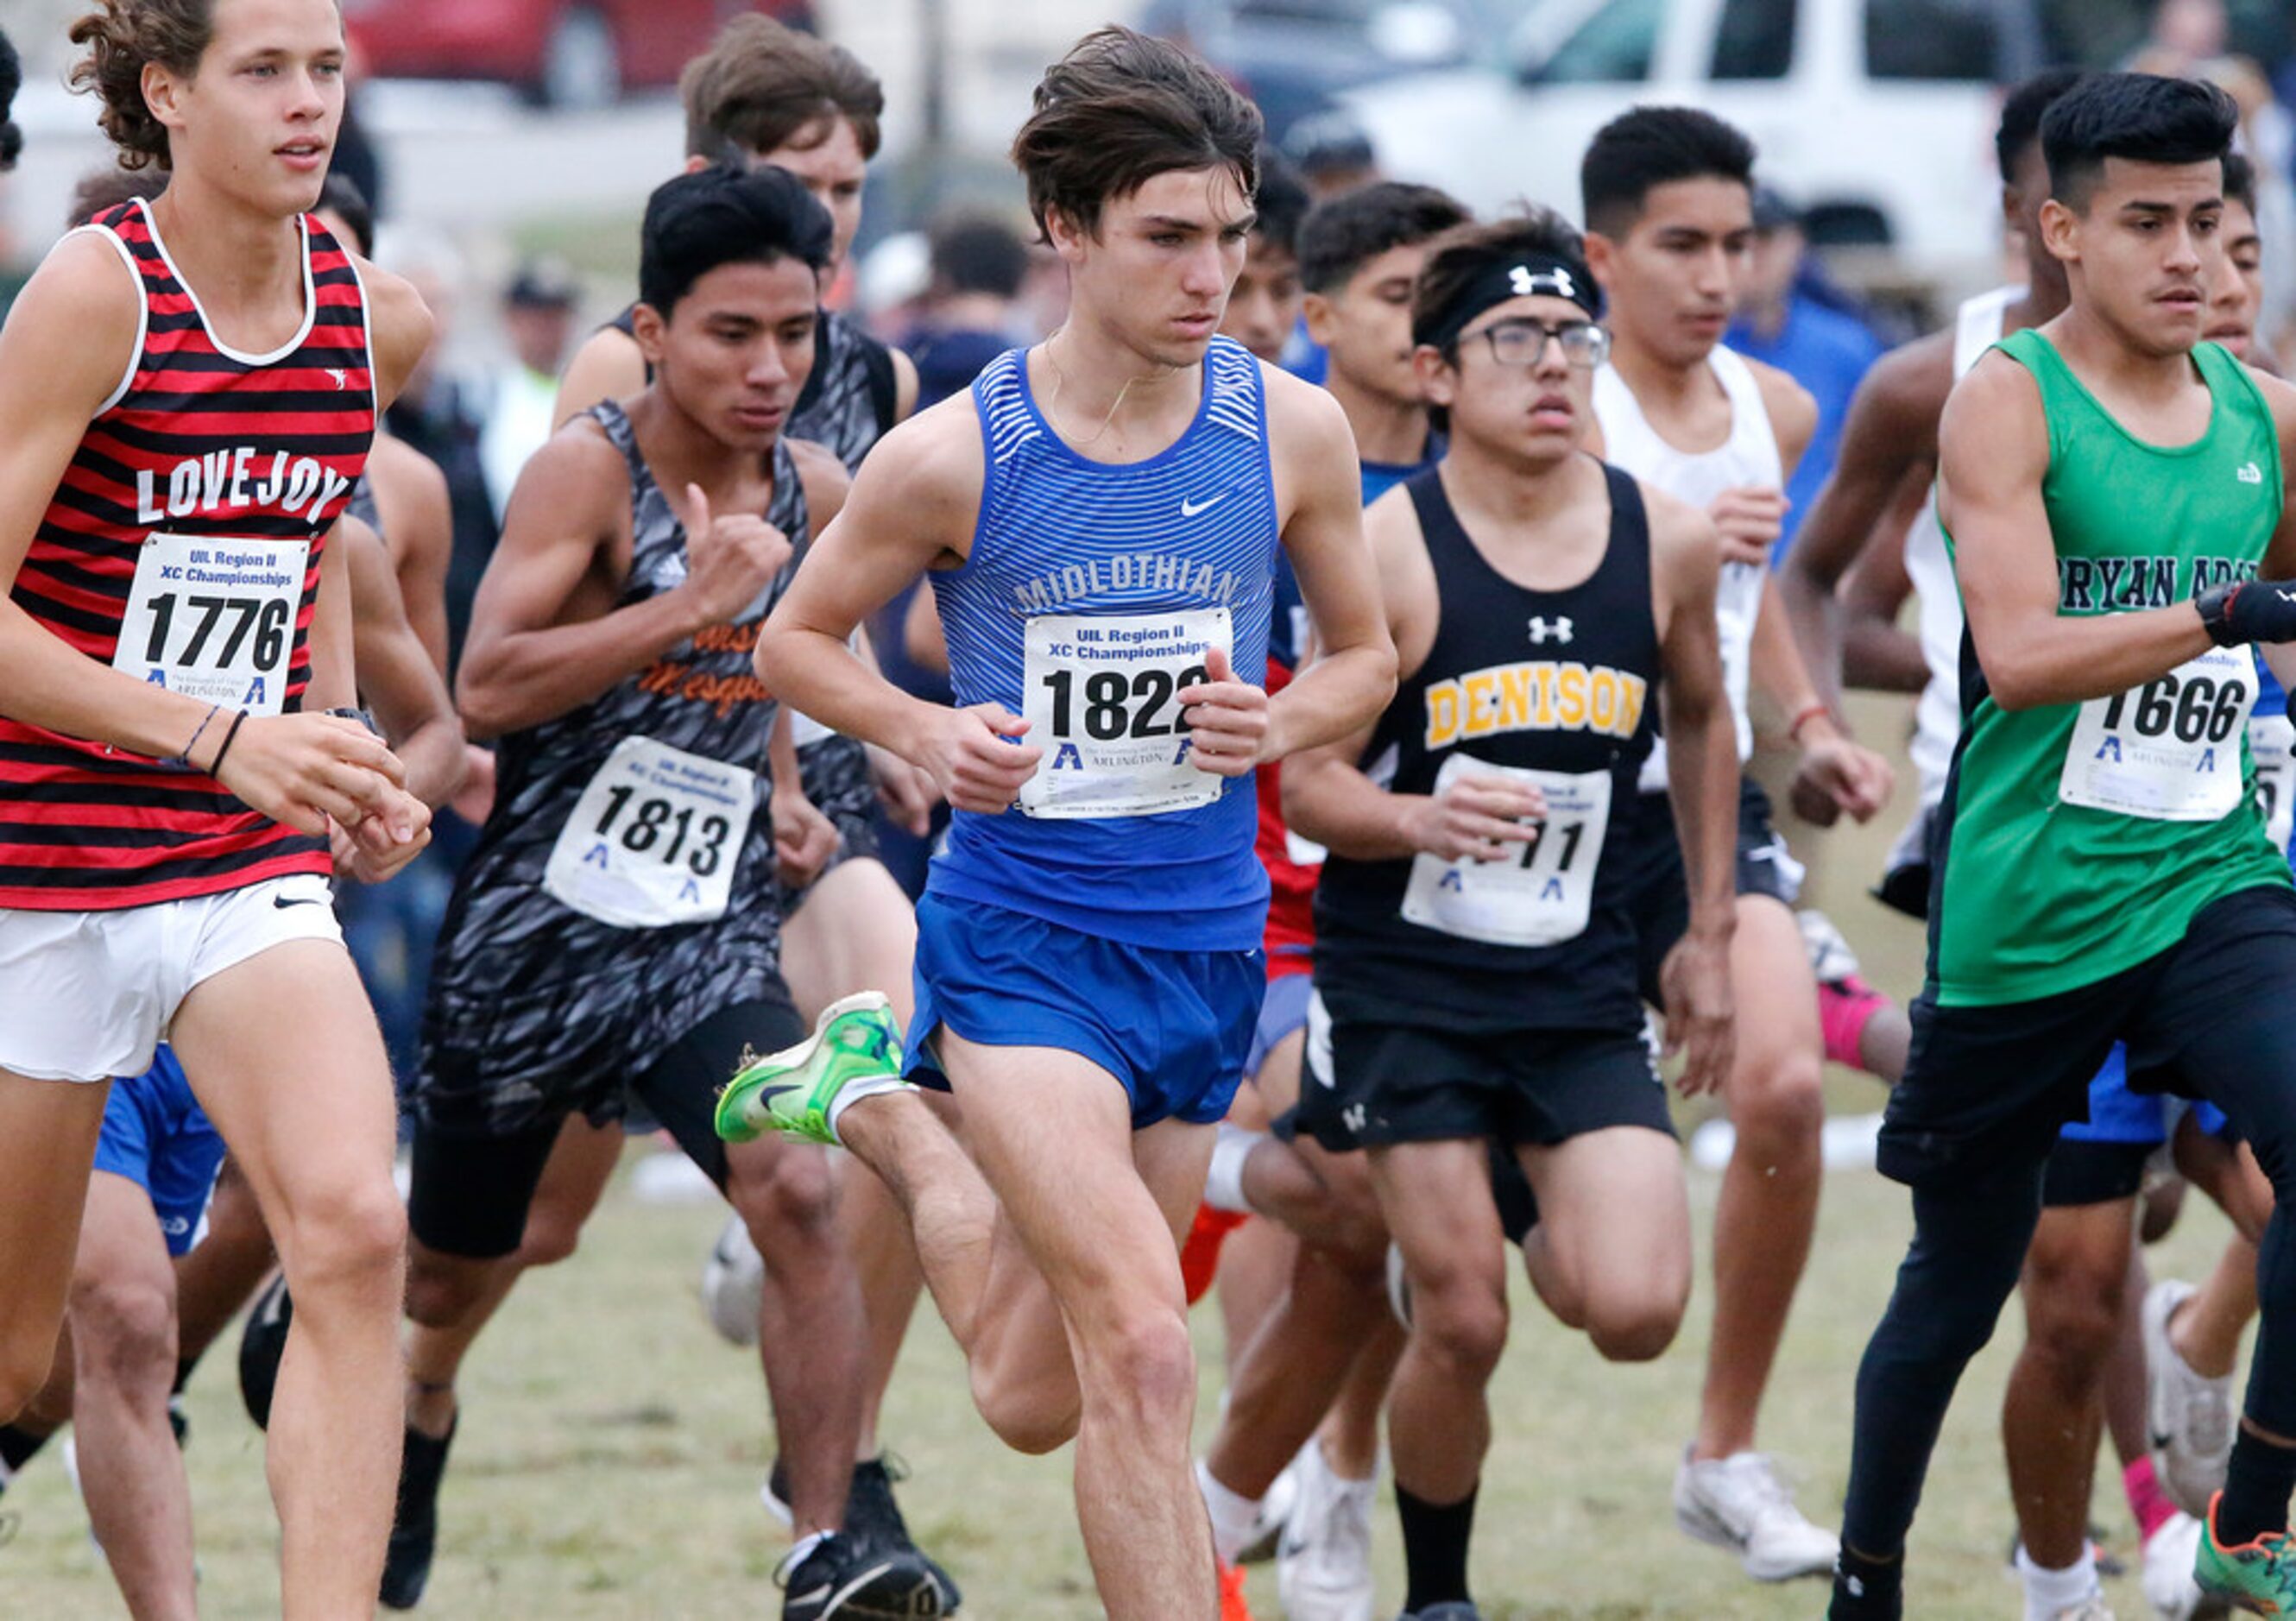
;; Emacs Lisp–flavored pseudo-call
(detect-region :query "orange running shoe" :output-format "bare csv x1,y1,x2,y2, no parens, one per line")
1183,1203,1250,1306
1219,1561,1257,1620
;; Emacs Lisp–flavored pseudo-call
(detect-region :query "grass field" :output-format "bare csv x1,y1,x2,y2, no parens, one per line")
2,712,2249,1618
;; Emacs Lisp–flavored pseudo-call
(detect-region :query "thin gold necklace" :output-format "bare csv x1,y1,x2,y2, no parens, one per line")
1039,333,1168,448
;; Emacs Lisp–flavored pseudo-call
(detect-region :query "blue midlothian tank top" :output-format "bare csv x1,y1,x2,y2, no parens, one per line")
930,335,1279,951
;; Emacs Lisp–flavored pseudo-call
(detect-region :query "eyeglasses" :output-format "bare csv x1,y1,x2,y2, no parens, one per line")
1461,317,1611,370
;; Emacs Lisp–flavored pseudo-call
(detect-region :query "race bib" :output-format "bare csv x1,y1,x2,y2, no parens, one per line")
1401,758,1612,948
113,533,309,717
1019,608,1231,819
2250,710,2295,851
2059,647,2254,821
542,736,756,928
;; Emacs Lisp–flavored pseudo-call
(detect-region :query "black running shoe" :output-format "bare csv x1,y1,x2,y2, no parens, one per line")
237,1273,293,1431
846,1456,962,1612
779,1531,951,1619
1397,1605,1483,1621
380,1418,457,1611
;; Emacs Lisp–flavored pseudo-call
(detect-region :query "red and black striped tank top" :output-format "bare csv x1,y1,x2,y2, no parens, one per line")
0,198,374,911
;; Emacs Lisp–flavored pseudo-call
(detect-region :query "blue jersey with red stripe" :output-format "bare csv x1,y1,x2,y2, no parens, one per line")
930,338,1279,950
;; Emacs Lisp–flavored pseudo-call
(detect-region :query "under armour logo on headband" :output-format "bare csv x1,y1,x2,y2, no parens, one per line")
1511,263,1578,301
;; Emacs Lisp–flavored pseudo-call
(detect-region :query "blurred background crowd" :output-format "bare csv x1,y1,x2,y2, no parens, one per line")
3,0,2295,1072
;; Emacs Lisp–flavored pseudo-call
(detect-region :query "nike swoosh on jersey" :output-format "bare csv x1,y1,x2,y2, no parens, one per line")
1180,491,1232,518
273,895,325,909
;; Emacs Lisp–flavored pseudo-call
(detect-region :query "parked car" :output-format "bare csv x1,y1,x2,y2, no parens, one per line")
1342,0,2051,294
1142,0,1517,142
343,0,816,110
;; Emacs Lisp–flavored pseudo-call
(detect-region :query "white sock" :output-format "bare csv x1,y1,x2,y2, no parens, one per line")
1202,1124,1263,1214
2015,1542,2097,1620
1197,1458,1262,1567
824,1075,909,1144
786,1529,829,1570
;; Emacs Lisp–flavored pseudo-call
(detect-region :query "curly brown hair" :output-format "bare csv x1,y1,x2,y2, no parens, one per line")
69,0,216,172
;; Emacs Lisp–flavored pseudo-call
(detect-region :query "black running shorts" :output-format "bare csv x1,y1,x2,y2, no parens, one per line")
1294,1008,1675,1153
1882,884,2296,1193
408,993,805,1259
1618,777,1801,1004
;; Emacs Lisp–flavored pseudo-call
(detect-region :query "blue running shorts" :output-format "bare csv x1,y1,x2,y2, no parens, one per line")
94,1045,225,1258
906,892,1263,1129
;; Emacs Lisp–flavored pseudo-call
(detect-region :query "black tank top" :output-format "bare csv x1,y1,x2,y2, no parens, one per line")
1315,463,1660,1034
420,402,803,1117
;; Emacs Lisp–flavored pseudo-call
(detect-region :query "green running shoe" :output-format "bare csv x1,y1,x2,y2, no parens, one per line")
2196,1494,2296,1614
716,991,906,1147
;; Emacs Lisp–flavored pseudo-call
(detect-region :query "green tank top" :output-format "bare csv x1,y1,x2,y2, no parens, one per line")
1933,329,2289,1006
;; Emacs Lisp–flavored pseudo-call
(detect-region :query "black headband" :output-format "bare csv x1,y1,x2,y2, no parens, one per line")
1415,253,1603,352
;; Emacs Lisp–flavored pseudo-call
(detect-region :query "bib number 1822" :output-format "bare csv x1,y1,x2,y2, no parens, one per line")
1039,664,1208,741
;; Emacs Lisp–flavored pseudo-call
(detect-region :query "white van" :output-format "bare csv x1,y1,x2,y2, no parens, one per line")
1342,0,2049,295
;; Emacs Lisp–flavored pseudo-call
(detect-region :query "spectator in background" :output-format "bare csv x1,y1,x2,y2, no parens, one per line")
1282,105,1380,201
902,209,1031,408
1723,187,1883,560
476,256,582,525
381,234,497,670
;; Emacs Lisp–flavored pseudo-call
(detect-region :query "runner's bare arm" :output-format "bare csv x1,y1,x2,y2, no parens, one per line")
756,401,1042,814
457,427,779,739
368,437,453,672
343,514,464,809
1777,343,1946,708
1258,373,1397,761
359,262,436,414
1946,352,2215,707
1282,489,1536,862
1649,488,1735,1095
552,325,647,430
1839,466,1935,693
1749,358,1818,483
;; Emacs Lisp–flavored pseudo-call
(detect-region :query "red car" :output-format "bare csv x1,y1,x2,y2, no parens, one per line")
344,0,817,109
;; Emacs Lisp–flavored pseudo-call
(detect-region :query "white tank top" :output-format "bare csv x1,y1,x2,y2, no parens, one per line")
1593,345,1779,792
1903,286,2019,807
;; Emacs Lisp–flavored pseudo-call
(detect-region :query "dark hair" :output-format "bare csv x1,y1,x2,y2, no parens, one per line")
1413,207,1593,352
679,15,883,164
1580,105,1755,237
1010,26,1261,240
1996,67,2089,185
2223,149,2257,218
318,171,374,255
1251,146,1310,257
70,0,215,172
929,210,1029,300
639,161,833,317
1298,180,1470,293
0,28,22,173
2043,72,2239,209
67,161,167,227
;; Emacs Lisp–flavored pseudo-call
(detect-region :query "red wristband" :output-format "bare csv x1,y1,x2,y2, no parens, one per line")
1787,702,1831,742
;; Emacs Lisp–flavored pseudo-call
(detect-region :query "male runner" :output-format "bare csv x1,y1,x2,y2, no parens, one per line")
728,28,1394,1616
1284,208,1738,1621
401,164,941,1619
1827,72,2296,1619
383,22,946,1597
0,0,432,1611
1190,175,1471,1621
53,510,462,1618
1772,73,2259,1615
1579,104,1892,1580
539,28,945,1563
